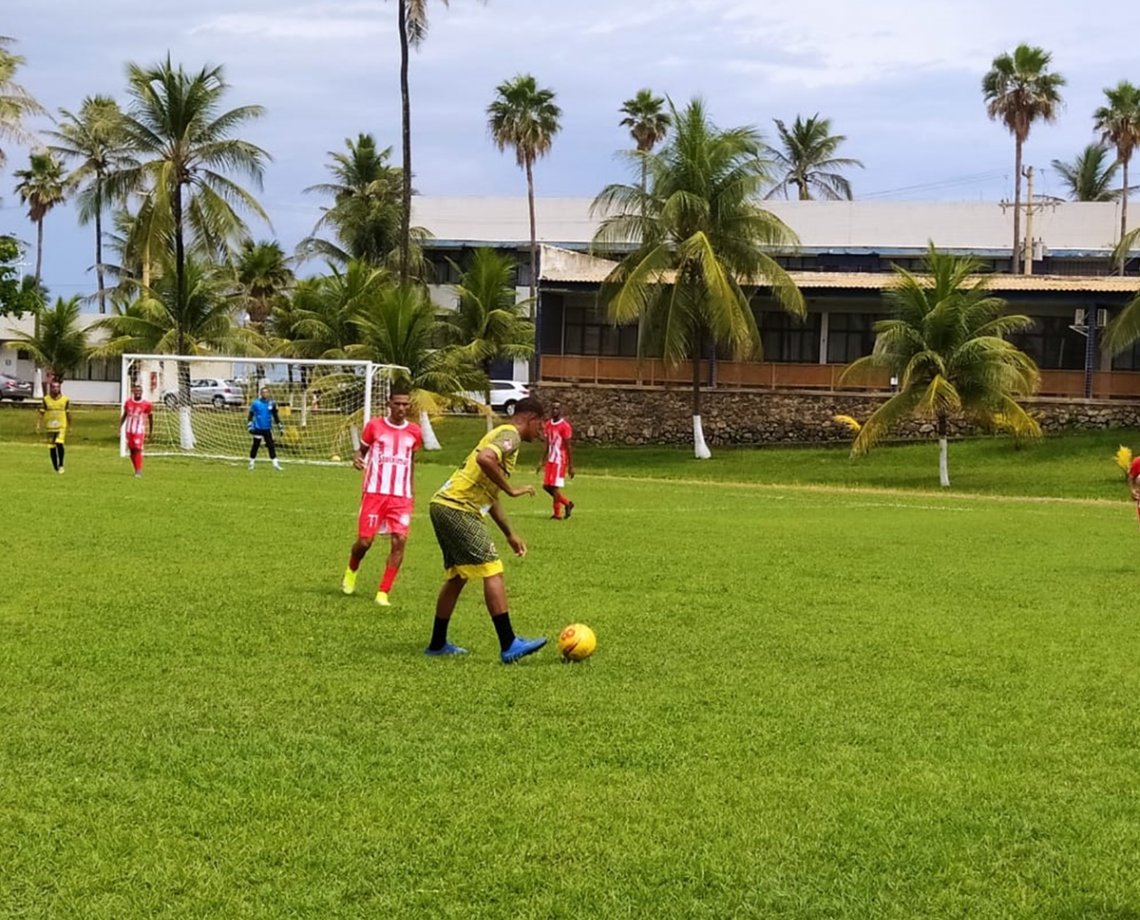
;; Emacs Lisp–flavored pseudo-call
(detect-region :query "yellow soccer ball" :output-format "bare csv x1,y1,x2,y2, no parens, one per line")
558,623,597,661
331,454,341,462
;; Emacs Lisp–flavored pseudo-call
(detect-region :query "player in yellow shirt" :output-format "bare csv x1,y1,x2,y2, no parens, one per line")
37,379,72,473
425,396,548,663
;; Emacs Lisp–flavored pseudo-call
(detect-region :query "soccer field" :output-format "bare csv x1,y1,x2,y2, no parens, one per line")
5,425,1140,918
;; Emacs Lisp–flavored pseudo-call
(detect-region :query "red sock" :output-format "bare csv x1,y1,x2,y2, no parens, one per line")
348,555,361,573
552,498,561,518
131,450,142,472
380,565,399,593
557,495,570,509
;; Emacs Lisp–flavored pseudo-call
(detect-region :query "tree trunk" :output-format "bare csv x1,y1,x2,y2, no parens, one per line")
95,183,106,313
419,408,442,450
1121,157,1130,277
1011,138,1023,274
398,0,412,284
34,218,43,286
937,413,949,487
691,329,711,459
526,156,538,305
31,217,45,398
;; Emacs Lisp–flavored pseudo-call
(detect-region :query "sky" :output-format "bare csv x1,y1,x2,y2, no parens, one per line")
3,0,1139,303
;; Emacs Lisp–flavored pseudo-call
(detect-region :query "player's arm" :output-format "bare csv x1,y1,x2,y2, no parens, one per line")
564,432,574,479
65,399,73,429
36,399,44,432
488,500,526,557
271,403,282,430
146,406,153,439
353,439,369,471
1130,472,1140,501
476,447,534,499
118,404,127,429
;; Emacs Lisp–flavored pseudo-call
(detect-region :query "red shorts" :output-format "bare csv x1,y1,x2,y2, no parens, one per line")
126,434,145,451
544,461,567,488
358,493,414,539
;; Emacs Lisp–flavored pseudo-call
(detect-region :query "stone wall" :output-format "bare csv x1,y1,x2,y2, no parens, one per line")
531,383,1140,446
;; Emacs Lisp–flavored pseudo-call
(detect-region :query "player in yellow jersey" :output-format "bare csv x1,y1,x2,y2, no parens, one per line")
425,396,548,663
37,379,72,473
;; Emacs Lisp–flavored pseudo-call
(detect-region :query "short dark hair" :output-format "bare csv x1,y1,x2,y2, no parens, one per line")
514,396,545,418
389,381,411,398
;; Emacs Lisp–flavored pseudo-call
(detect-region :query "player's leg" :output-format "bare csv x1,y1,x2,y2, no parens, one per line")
264,429,281,470
48,435,59,471
425,575,468,655
484,574,546,663
376,532,407,606
249,434,261,469
342,526,375,595
56,442,65,472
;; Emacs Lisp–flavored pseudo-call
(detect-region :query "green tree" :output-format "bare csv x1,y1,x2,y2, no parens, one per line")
592,98,804,459
445,247,534,428
619,88,671,194
14,149,67,286
285,261,390,359
7,294,90,380
1103,227,1140,352
487,74,561,305
983,44,1066,273
47,95,133,313
764,114,863,200
0,235,39,318
1050,144,1122,202
0,36,45,169
234,239,293,327
842,246,1040,487
1094,80,1140,266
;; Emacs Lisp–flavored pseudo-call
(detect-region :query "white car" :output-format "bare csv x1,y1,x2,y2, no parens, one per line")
162,378,246,409
464,380,530,415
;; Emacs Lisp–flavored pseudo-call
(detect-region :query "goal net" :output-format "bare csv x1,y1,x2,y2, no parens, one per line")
119,355,408,465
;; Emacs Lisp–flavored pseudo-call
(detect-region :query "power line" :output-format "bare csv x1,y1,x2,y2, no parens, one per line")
861,170,1009,200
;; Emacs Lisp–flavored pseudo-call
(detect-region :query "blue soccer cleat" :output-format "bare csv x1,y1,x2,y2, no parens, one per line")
500,635,547,664
424,642,468,657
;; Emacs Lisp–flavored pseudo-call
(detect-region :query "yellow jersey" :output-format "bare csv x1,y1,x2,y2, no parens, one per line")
41,393,70,431
432,424,521,515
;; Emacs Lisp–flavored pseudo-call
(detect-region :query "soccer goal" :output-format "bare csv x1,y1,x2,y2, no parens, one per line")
119,355,409,465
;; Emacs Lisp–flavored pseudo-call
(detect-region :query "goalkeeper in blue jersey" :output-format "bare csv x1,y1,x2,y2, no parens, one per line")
248,385,283,471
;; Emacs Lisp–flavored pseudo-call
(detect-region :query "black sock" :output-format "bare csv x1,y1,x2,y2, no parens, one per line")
429,617,450,651
492,612,515,651
57,445,65,467
49,446,58,470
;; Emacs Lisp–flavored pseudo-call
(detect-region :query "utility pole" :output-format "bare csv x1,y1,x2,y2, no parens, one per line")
1023,166,1034,276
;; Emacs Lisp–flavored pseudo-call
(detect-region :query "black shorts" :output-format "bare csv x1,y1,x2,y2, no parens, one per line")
429,502,503,580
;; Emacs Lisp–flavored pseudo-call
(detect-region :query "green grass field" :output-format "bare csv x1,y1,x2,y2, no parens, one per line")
6,406,1140,918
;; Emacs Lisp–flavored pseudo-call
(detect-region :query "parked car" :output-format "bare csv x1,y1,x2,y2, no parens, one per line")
0,372,33,401
463,380,530,416
162,378,246,409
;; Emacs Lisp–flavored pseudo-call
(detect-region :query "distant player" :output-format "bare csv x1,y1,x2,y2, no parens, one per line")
1128,453,1140,509
38,379,72,473
248,385,283,471
38,378,72,474
119,383,153,477
341,384,424,606
541,399,575,519
425,396,548,663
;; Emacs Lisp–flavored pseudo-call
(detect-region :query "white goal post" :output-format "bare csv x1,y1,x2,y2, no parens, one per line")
118,355,410,465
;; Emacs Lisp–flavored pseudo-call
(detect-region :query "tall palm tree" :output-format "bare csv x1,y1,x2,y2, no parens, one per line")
487,74,561,306
842,246,1040,487
592,98,804,459
14,149,67,287
350,282,484,448
300,134,407,267
7,295,91,380
108,57,270,370
764,114,863,201
983,44,1066,274
0,36,45,170
286,261,390,360
619,88,671,194
47,95,133,313
1050,144,1122,202
444,247,534,428
234,239,293,327
1093,80,1140,268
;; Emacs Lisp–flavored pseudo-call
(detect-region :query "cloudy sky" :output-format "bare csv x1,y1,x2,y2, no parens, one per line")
4,0,1138,300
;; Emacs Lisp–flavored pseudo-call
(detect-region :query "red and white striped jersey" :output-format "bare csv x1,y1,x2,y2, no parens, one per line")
544,418,572,467
123,398,152,435
360,417,423,498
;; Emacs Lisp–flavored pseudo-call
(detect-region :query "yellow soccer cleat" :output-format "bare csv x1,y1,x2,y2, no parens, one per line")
341,568,357,595
375,591,391,607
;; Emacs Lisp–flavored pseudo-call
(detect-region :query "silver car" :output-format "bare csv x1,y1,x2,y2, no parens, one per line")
162,378,246,409
0,372,33,401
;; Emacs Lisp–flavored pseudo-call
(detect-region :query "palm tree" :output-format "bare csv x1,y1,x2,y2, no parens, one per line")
444,247,534,429
0,37,45,169
619,88,671,194
300,134,408,267
7,295,91,380
1050,144,1122,202
0,235,40,318
487,74,562,306
285,261,390,360
108,57,270,372
841,246,1040,487
1094,80,1140,267
14,150,67,287
764,114,863,200
47,95,133,313
234,240,293,327
592,98,805,459
983,44,1066,274
351,282,484,448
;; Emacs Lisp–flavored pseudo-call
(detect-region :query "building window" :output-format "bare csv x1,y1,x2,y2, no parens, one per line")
1111,336,1140,370
562,304,637,356
758,310,820,362
1009,316,1087,370
67,358,123,382
827,312,882,363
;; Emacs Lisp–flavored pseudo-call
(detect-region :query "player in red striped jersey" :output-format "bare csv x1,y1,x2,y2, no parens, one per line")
540,400,575,519
119,383,153,477
341,384,424,606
